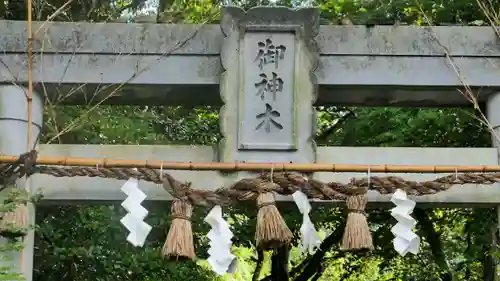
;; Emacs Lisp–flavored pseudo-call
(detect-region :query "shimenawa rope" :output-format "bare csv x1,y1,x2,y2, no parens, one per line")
2,150,500,257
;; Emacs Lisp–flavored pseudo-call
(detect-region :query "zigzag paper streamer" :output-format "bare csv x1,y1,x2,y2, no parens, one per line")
292,190,322,255
390,189,420,256
120,177,152,247
204,205,237,275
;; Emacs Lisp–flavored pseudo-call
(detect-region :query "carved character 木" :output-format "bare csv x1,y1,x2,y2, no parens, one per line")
255,103,283,133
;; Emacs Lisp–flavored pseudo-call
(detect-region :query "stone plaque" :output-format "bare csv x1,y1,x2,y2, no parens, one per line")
239,32,296,150
219,7,319,163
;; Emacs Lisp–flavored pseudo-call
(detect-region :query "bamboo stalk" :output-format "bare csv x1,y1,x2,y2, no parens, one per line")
21,0,34,273
1,155,500,173
26,0,34,151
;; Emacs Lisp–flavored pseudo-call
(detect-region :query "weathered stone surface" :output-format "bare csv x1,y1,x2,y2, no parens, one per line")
3,21,500,56
1,20,500,106
219,7,318,163
0,85,43,281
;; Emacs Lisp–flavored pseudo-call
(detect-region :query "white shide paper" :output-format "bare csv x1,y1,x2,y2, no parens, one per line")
390,189,420,256
204,205,236,275
292,190,322,255
120,177,152,247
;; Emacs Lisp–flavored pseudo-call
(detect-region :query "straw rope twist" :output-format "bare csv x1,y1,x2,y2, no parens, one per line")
3,151,500,206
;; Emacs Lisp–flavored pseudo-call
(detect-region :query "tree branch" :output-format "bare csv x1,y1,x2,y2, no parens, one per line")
116,3,134,14
253,250,264,281
260,219,346,281
481,223,496,281
413,208,454,281
271,245,289,281
460,217,473,280
293,221,346,281
316,109,356,142
310,265,323,281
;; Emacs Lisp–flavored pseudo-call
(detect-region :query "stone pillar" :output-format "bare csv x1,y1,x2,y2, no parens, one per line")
0,85,43,281
486,92,500,281
218,6,319,164
487,93,500,148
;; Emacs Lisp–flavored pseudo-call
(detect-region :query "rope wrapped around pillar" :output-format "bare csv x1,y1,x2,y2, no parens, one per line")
0,150,36,239
340,190,373,251
0,202,28,239
255,181,293,250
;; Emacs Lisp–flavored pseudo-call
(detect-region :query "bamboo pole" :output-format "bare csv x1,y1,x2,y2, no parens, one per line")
1,154,500,173
26,0,34,151
21,0,34,274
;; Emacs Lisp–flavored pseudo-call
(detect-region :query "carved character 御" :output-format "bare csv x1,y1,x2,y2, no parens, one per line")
255,38,286,70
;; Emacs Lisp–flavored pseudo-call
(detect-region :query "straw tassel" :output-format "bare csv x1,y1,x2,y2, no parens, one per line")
255,182,293,250
162,199,196,260
0,202,28,239
340,193,373,251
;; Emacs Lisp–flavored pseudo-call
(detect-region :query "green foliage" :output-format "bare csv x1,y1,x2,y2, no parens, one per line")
0,187,33,280
316,0,489,25
324,107,490,147
35,204,218,281
0,0,497,280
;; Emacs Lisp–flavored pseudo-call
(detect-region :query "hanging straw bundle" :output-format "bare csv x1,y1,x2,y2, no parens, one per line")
255,182,293,250
162,199,196,260
0,202,28,239
340,193,373,250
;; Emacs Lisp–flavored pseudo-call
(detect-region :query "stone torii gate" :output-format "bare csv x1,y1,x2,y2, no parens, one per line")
1,6,500,280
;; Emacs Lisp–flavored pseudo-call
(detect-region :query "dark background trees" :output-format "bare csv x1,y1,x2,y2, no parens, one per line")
2,0,498,280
